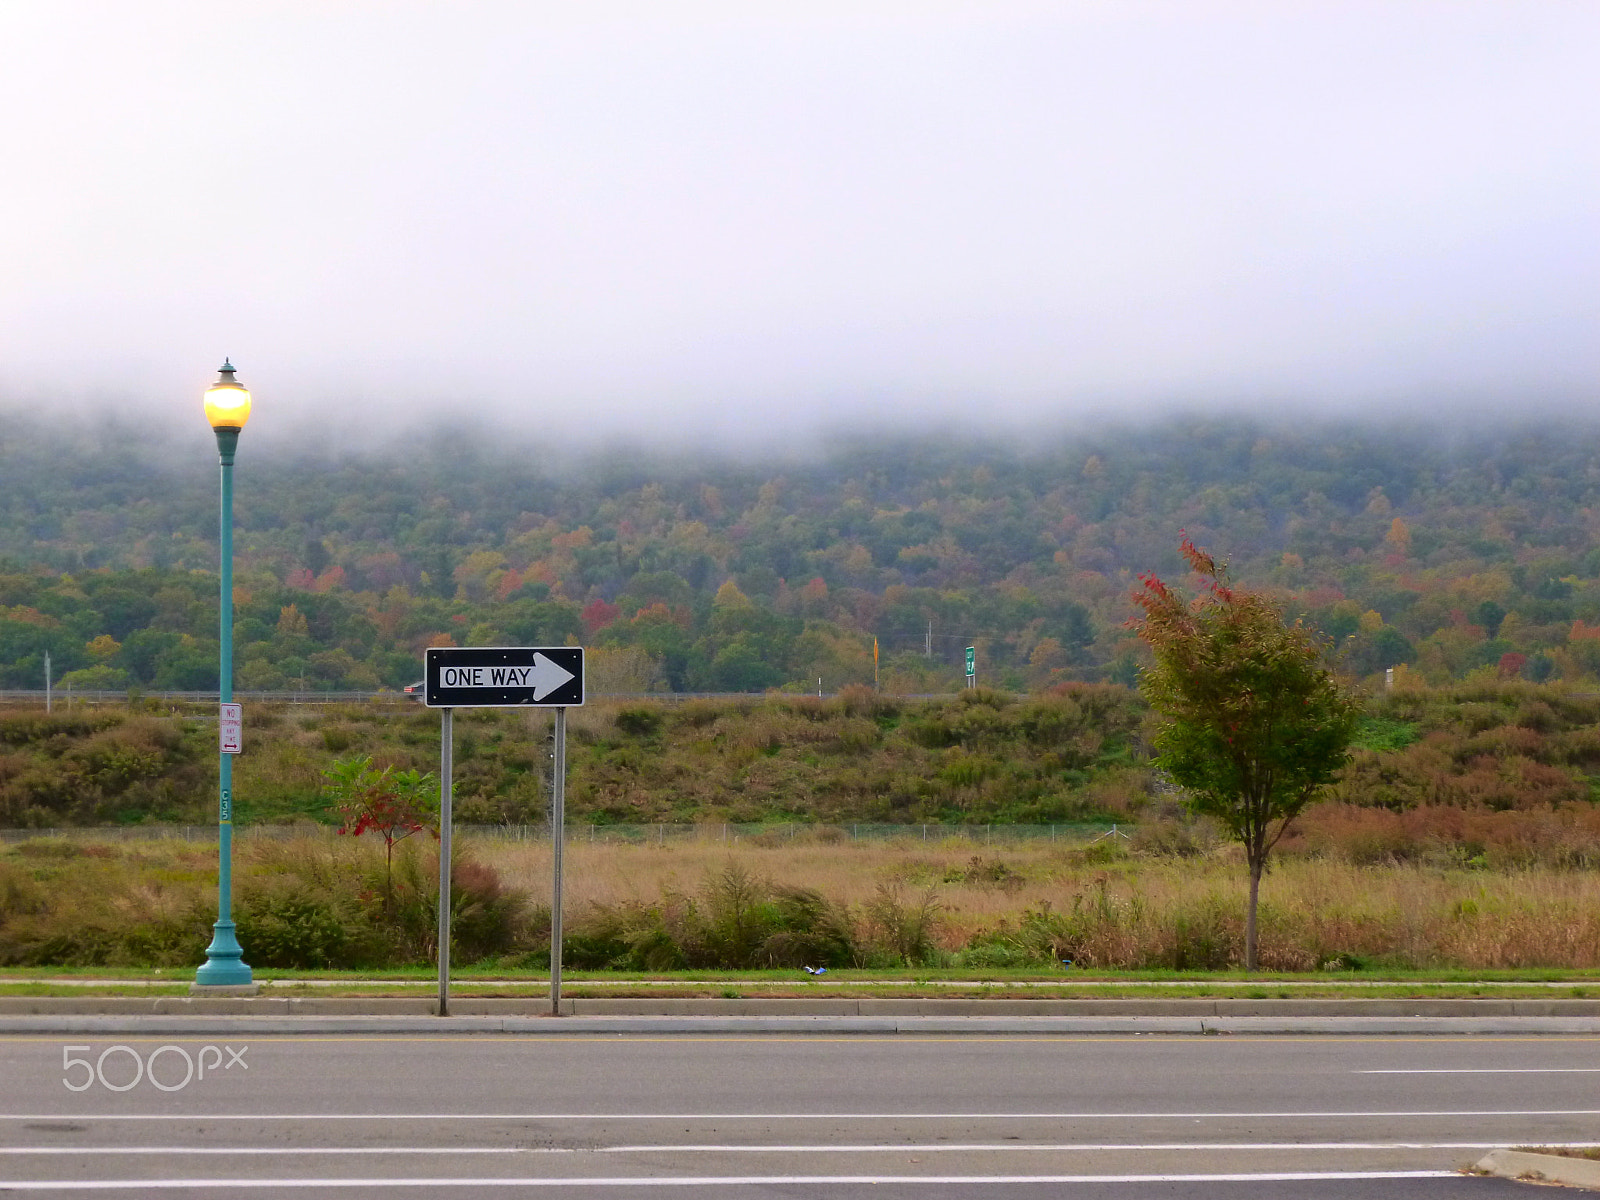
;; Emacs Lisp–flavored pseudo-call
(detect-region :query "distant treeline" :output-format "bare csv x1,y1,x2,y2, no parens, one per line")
4,415,1600,692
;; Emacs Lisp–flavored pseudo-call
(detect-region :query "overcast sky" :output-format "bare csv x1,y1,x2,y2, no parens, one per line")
0,1,1595,446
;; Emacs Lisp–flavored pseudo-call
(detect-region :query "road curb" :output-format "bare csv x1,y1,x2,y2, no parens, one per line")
1475,1149,1600,1190
5,996,1600,1017
2,1013,1599,1036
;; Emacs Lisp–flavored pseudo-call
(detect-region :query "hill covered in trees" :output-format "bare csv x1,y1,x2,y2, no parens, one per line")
3,414,1600,694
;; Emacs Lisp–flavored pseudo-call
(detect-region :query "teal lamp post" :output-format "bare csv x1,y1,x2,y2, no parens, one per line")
195,360,254,989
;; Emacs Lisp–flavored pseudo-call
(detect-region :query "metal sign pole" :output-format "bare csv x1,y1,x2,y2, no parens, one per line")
438,707,453,1017
419,646,583,1017
551,705,566,1017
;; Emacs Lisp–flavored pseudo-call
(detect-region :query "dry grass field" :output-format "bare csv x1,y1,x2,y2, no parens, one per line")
6,681,1600,973
478,831,1600,971
4,827,1598,973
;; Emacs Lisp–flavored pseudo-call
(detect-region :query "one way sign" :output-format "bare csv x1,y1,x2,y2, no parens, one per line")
425,646,585,708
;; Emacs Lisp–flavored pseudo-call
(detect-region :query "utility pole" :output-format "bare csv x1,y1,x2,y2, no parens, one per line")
44,651,51,714
925,620,932,658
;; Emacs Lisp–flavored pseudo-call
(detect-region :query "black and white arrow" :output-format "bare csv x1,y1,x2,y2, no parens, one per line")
529,652,576,700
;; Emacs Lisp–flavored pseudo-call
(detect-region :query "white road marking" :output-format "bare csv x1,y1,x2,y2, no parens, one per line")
2,1108,1597,1120
598,1141,1594,1153
1361,1067,1600,1073
0,1148,541,1155
0,1171,1462,1189
0,1141,1582,1155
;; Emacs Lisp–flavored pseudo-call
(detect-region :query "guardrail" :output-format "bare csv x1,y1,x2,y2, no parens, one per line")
0,822,1131,846
462,822,1130,845
0,690,1009,704
0,690,394,704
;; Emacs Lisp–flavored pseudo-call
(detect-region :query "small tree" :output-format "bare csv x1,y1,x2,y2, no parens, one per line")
324,755,438,909
1132,539,1361,971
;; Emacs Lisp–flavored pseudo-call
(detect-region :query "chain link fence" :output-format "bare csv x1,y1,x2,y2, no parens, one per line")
0,821,1132,846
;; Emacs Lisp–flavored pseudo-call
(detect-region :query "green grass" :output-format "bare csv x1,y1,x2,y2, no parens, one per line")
3,964,1598,1000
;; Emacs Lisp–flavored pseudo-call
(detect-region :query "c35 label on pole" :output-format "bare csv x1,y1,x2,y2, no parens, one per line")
425,646,585,708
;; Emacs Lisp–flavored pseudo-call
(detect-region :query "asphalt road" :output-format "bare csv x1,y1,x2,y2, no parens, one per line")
0,1033,1592,1197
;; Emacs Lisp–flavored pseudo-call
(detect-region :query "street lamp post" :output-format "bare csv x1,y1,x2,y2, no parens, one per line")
195,360,254,989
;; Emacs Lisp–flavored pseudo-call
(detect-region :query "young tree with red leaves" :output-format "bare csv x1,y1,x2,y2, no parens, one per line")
325,755,438,909
1132,539,1361,971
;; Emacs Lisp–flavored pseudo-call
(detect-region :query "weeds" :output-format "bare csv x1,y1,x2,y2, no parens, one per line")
864,884,944,966
6,830,1600,971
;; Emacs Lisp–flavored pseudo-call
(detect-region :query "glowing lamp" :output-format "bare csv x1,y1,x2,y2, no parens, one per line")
203,360,252,430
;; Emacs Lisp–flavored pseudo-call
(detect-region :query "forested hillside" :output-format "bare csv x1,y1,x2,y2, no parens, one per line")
3,415,1600,694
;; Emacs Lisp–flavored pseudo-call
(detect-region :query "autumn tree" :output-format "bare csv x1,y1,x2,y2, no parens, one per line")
1132,539,1361,971
325,755,438,908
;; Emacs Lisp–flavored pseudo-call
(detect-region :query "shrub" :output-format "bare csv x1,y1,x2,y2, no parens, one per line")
559,865,856,970
448,858,528,960
863,883,943,967
837,685,901,723
1077,838,1130,865
758,887,855,968
906,717,955,749
556,902,638,970
1130,818,1216,858
702,863,772,965
945,855,1026,890
0,712,122,746
957,688,1013,711
0,852,209,967
614,707,663,737
237,883,353,969
826,718,880,754
1162,896,1237,970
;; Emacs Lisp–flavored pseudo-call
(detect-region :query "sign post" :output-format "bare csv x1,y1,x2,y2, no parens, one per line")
424,647,584,1018
550,707,566,1016
437,707,452,1016
965,645,976,688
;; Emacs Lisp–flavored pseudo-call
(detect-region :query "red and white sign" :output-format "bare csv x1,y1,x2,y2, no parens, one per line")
219,703,243,754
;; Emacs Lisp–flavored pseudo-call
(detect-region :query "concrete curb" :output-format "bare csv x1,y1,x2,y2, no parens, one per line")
2,1013,1599,1036
5,996,1600,1017
4,996,1600,1035
1475,1149,1600,1191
